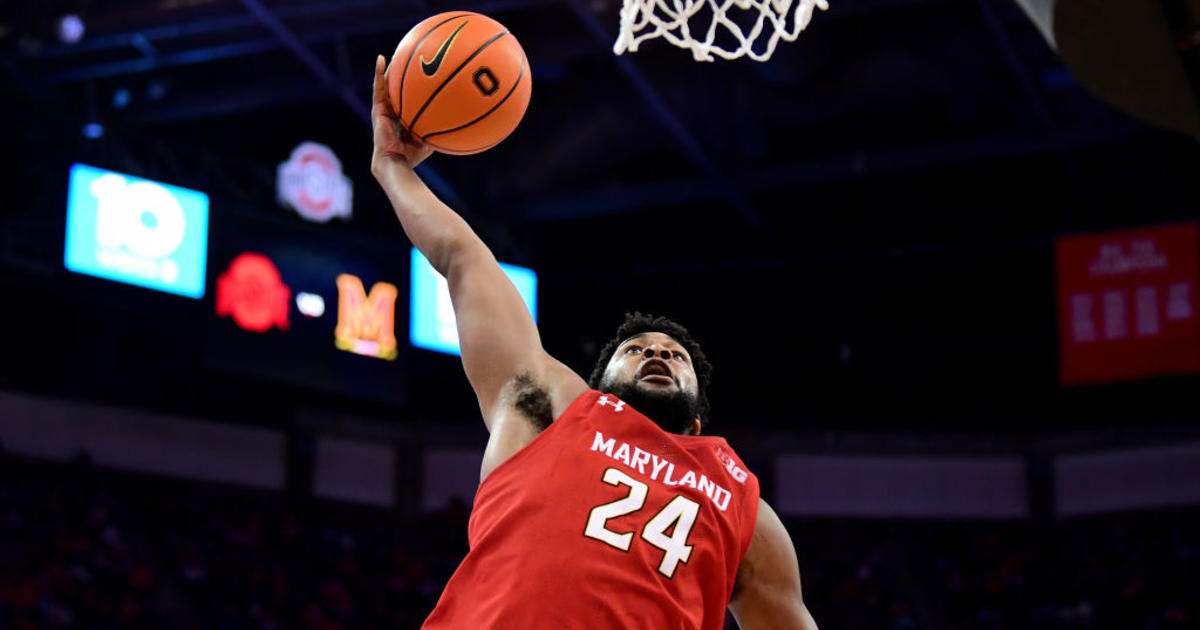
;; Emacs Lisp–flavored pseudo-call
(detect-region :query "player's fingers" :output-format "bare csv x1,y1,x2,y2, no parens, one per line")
371,55,387,116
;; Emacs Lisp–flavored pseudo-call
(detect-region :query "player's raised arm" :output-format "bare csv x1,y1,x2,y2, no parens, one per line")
368,55,584,430
728,500,819,630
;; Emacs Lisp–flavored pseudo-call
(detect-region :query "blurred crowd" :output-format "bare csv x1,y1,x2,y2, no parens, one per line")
0,455,160,630
2,452,1197,629
0,454,465,630
798,513,1198,630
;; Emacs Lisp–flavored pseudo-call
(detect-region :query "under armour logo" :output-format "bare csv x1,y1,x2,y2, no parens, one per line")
597,395,626,412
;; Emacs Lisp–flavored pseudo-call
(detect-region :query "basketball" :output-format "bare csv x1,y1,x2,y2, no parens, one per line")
387,12,531,155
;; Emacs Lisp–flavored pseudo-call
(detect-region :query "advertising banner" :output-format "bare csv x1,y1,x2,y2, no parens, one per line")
1057,223,1200,385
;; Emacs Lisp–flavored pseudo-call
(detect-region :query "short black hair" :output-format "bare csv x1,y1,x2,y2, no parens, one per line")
587,312,713,428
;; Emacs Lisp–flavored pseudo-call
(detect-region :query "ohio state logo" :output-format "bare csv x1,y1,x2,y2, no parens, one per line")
216,252,291,333
277,142,353,223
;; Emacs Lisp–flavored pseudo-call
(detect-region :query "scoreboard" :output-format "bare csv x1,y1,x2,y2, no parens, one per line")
61,163,537,406
204,206,412,404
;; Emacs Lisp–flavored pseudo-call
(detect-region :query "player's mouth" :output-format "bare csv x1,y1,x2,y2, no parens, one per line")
637,360,675,386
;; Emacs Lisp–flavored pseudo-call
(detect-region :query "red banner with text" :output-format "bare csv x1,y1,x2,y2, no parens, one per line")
1057,223,1200,385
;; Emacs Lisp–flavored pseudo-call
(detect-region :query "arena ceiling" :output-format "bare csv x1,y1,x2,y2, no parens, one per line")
2,0,1198,433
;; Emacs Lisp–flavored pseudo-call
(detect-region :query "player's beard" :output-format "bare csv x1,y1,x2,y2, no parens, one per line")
601,378,700,435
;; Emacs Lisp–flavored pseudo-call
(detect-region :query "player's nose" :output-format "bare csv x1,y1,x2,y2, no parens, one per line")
642,346,671,360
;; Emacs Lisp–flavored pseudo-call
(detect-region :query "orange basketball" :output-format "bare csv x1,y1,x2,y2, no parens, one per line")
387,12,531,155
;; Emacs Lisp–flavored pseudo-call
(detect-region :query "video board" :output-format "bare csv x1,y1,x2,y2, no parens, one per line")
64,163,209,298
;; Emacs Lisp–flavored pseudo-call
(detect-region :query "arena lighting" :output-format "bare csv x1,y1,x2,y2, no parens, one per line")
409,247,537,356
147,81,168,101
112,88,131,109
58,14,85,44
296,292,325,318
82,122,104,139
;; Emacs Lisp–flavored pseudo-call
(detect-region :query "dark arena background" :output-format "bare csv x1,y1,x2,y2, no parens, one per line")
3,0,1200,628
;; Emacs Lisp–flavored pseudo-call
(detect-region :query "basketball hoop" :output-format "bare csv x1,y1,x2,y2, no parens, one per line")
613,0,829,62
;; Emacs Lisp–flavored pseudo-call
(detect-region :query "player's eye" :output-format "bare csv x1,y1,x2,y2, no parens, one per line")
673,351,688,362
625,346,641,354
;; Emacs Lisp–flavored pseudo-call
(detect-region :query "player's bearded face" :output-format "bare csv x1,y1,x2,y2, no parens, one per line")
603,379,700,434
599,333,701,435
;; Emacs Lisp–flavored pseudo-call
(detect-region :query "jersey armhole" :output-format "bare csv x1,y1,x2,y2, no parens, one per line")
726,441,760,567
726,450,760,605
474,389,599,500
555,388,601,425
739,487,761,564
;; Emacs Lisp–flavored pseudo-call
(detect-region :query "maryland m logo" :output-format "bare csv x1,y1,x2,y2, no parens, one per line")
334,274,398,360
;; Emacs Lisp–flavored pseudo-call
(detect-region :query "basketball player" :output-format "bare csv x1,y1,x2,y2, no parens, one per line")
370,55,818,630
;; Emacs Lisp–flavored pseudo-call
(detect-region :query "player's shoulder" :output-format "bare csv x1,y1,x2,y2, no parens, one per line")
683,435,754,486
554,387,607,418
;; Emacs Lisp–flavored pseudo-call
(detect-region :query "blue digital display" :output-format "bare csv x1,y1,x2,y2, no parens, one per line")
64,163,209,298
410,247,538,356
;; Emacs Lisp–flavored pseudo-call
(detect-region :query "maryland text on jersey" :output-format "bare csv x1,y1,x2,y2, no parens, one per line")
589,429,736,511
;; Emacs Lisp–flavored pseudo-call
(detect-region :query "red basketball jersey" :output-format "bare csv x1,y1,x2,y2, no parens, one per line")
422,390,760,630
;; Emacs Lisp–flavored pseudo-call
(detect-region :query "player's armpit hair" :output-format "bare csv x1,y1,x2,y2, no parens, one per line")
512,372,553,431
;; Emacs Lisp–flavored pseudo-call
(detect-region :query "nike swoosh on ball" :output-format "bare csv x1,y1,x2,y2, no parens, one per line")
421,21,468,76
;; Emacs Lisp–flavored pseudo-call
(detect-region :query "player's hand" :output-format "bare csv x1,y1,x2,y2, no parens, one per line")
371,54,433,176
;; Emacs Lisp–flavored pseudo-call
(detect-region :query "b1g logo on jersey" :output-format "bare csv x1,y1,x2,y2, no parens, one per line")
64,164,209,298
277,142,353,223
716,447,749,484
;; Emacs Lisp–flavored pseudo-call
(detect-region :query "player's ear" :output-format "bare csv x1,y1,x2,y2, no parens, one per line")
686,417,702,436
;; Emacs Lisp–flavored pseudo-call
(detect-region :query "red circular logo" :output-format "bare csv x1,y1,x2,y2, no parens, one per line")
216,253,291,333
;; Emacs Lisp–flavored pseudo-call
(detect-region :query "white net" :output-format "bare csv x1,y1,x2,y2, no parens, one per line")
613,0,829,62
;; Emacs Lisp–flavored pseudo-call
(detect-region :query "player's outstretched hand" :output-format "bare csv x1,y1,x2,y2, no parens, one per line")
371,54,433,176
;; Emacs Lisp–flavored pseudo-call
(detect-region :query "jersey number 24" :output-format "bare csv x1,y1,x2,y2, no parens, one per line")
583,467,700,578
